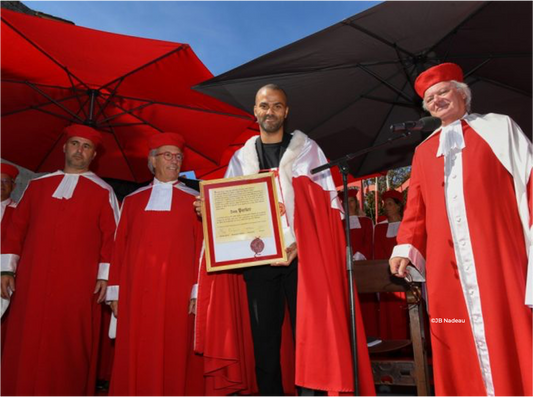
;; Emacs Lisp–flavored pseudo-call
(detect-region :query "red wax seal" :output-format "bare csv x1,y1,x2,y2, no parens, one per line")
251,237,265,257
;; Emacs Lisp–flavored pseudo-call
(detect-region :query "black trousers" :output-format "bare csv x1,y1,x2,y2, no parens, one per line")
243,258,325,397
243,258,298,396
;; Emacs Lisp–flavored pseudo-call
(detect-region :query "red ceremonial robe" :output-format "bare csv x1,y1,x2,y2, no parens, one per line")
394,114,532,396
1,198,16,241
96,306,115,382
349,216,373,261
1,172,118,396
108,181,204,396
195,131,375,395
349,216,380,338
373,221,408,340
1,198,16,353
373,221,398,261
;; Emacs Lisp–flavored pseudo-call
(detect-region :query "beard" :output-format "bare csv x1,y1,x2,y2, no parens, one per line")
258,115,284,133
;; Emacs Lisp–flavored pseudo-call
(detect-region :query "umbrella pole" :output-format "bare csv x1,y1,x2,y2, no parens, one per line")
87,89,99,125
340,160,360,396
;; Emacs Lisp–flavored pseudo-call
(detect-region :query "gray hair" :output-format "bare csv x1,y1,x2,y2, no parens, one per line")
422,80,471,113
147,149,157,175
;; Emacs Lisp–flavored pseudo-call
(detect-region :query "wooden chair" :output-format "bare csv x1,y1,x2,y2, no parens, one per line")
353,260,431,396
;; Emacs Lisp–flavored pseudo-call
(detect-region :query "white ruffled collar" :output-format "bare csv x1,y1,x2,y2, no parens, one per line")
436,113,468,157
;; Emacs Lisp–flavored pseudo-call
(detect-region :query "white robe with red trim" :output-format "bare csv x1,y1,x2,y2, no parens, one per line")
196,131,375,394
392,113,532,396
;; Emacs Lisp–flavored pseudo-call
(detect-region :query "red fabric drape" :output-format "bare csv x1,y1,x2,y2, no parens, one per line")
292,176,375,394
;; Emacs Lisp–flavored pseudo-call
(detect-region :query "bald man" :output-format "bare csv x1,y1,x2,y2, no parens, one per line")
196,84,375,395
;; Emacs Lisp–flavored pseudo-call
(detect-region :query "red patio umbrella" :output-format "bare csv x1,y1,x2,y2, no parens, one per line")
195,125,260,180
1,9,255,182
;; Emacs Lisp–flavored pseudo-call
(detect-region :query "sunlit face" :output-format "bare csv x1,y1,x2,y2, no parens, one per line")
150,145,183,182
383,198,401,219
63,136,97,172
1,173,14,202
254,88,289,134
348,196,358,215
423,81,467,126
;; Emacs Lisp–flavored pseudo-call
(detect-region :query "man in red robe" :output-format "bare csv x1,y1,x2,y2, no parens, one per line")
107,133,204,396
1,162,19,349
390,63,532,395
0,124,119,395
195,84,375,395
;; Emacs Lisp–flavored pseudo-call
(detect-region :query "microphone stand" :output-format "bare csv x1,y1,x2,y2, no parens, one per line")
310,130,413,396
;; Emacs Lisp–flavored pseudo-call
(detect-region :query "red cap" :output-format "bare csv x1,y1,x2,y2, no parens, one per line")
339,188,359,203
1,163,19,180
346,189,359,199
381,189,404,203
414,63,464,98
64,124,103,147
148,133,185,151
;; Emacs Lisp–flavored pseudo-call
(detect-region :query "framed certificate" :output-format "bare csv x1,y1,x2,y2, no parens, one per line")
200,172,287,272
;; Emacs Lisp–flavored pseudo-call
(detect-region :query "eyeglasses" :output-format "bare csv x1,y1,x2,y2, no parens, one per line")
155,152,184,162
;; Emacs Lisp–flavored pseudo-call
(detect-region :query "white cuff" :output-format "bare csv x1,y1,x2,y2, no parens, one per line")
190,284,198,299
1,254,20,273
109,313,117,339
391,243,426,276
106,285,119,301
97,263,110,280
1,297,10,318
353,252,367,261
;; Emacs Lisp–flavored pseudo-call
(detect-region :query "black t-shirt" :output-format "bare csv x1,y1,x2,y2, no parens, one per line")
256,133,292,170
261,142,282,169
245,133,298,278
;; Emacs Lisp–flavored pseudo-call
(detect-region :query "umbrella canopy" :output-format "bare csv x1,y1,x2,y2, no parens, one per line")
195,125,260,180
195,1,532,178
1,9,255,182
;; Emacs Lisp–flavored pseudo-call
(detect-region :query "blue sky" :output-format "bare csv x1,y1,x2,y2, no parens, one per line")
24,1,380,76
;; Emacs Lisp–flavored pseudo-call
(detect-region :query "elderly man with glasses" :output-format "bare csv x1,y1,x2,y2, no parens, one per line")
107,133,204,396
390,63,532,396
